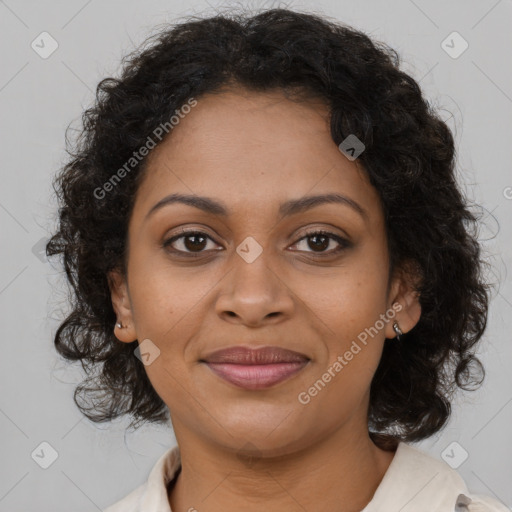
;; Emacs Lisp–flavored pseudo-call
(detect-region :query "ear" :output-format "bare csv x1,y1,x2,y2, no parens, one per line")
385,260,422,340
107,268,137,343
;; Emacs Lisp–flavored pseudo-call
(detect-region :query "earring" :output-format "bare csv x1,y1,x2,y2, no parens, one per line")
116,321,122,329
393,322,403,341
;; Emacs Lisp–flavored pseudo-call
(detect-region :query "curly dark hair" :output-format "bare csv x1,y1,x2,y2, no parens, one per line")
46,6,492,448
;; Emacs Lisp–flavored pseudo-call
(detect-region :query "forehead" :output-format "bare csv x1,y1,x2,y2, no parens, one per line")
132,87,382,226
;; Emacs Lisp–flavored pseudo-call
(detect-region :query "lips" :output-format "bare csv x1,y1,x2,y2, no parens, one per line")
202,346,309,364
201,346,310,390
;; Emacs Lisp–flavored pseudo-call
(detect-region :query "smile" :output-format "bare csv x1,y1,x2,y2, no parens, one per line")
203,361,309,390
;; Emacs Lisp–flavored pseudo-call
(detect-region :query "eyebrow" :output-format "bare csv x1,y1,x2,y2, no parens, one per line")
144,192,368,222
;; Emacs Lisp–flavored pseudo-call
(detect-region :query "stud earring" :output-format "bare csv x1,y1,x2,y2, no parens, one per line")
116,321,122,329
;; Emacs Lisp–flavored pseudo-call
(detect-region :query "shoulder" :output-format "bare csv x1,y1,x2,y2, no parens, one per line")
463,492,511,512
402,444,509,511
371,442,509,512
400,443,510,512
102,445,181,512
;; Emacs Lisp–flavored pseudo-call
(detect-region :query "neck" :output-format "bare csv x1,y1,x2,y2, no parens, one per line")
168,423,397,512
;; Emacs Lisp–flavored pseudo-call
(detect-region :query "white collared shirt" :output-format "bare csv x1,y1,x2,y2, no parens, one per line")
103,442,509,511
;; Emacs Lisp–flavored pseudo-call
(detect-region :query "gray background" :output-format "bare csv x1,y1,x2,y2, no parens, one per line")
0,0,511,510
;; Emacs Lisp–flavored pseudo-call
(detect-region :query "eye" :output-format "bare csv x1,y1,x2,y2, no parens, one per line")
163,229,220,255
289,229,350,255
162,228,350,257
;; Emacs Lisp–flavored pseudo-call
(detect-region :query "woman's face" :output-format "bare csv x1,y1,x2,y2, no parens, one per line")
109,87,421,456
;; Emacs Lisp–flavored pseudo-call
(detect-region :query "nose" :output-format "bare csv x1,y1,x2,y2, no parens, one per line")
214,249,295,327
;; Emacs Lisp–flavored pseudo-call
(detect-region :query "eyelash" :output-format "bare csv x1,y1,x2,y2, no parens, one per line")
162,228,350,258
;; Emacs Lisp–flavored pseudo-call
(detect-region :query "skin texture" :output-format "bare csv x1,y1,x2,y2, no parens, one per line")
108,87,422,511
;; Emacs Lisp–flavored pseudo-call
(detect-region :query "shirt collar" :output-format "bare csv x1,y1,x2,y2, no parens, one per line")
140,445,181,512
361,441,469,512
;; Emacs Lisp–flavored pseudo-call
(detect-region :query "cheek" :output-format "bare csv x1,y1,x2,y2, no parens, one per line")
126,254,211,366
310,272,388,408
127,250,197,330
300,256,390,379
308,260,389,333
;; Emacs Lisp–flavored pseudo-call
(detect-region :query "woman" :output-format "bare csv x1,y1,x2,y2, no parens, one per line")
46,7,509,512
